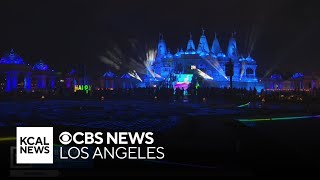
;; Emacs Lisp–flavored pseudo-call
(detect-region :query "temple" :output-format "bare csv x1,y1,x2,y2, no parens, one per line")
144,30,263,91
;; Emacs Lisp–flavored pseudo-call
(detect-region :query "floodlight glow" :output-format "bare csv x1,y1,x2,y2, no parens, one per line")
196,69,213,80
240,61,247,80
145,62,155,78
146,49,157,66
144,62,162,78
154,72,162,78
128,70,143,82
204,57,228,80
144,49,162,79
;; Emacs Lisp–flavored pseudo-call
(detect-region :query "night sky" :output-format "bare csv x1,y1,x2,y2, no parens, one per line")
0,0,319,77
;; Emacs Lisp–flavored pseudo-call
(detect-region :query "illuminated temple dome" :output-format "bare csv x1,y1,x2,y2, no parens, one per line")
33,60,49,71
292,72,304,79
165,50,173,59
239,55,255,63
103,71,115,78
121,73,131,79
245,55,255,62
0,49,25,64
216,51,226,59
239,56,246,62
270,74,283,80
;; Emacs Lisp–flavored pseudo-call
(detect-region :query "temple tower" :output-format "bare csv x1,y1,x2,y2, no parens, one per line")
197,28,210,55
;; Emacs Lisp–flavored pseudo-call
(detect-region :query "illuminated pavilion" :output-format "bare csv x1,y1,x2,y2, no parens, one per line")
0,49,57,92
265,72,320,91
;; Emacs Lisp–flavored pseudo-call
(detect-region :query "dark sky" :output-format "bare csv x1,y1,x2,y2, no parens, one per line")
0,0,319,76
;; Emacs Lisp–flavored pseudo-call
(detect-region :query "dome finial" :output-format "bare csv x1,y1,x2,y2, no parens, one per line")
189,32,192,40
201,27,205,35
231,31,237,38
159,33,164,40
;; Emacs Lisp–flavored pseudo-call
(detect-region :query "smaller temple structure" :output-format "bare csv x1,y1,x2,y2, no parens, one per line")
97,71,116,90
265,72,320,91
0,49,58,93
0,49,32,92
32,60,56,90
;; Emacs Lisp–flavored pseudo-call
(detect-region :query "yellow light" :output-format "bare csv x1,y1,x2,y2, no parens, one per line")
0,137,16,142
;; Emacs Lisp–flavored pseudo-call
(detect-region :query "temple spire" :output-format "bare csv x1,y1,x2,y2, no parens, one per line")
227,32,238,61
231,31,236,38
156,33,167,59
197,28,210,54
211,33,221,55
186,32,196,53
159,33,164,41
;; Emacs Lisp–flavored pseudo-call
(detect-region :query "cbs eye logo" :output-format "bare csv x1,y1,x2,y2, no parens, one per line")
59,132,72,145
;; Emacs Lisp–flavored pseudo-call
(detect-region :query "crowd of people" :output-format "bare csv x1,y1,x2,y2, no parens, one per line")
1,85,320,105
80,86,319,104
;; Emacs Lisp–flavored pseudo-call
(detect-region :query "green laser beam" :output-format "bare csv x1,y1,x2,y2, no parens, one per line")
238,115,320,122
237,102,250,108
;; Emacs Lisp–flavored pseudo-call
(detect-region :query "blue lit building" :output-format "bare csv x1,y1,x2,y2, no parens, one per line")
96,71,116,90
264,72,320,91
0,49,32,92
0,49,57,92
145,30,264,91
32,60,56,90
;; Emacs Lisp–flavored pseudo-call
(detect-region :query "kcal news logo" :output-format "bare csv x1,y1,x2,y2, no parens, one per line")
16,127,53,164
